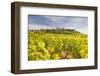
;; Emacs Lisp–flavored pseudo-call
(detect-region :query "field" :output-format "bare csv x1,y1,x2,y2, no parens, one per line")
28,29,88,61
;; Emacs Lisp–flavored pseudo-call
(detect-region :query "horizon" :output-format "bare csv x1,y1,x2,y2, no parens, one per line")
28,15,88,34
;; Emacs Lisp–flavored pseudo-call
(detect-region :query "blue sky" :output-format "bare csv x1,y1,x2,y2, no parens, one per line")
28,15,88,34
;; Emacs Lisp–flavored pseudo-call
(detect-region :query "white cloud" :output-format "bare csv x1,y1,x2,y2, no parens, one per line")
28,24,54,30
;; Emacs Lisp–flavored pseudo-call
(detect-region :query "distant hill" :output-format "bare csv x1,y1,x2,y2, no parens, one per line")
29,28,87,36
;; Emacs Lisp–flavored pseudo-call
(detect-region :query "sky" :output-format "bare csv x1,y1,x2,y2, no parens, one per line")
28,15,88,34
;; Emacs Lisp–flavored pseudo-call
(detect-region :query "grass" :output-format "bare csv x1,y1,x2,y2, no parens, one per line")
28,29,88,61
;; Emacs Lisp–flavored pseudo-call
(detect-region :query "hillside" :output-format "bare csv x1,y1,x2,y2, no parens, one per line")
28,28,88,60
29,28,87,37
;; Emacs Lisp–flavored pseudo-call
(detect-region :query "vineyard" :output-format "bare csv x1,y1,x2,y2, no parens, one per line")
28,29,88,61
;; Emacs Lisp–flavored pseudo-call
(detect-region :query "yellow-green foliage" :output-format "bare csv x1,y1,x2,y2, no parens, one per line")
28,32,88,61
